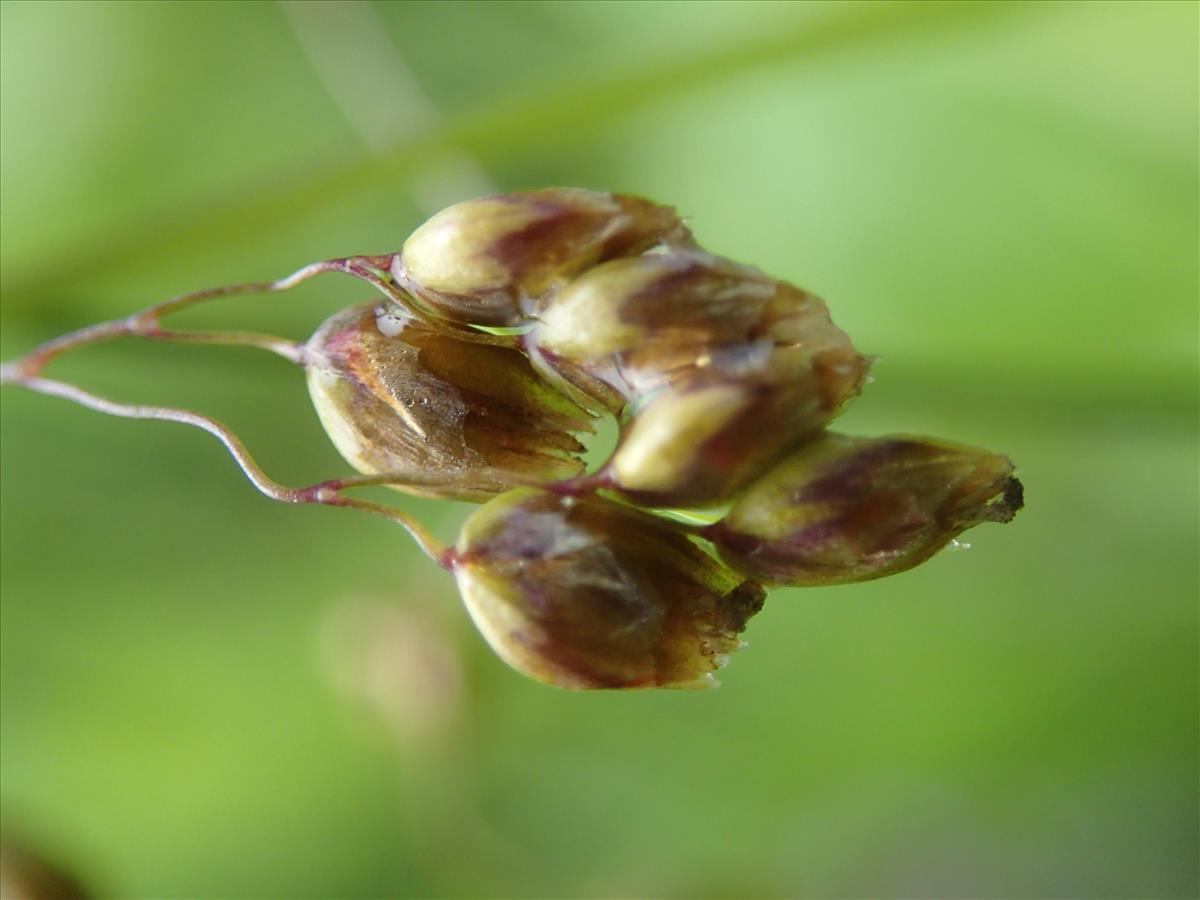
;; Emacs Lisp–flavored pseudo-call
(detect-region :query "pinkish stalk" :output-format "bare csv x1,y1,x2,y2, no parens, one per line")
3,255,407,377
0,369,450,566
0,253,539,562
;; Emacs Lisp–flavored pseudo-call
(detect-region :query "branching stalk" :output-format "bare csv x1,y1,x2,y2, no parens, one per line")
5,256,405,377
0,371,450,566
0,253,538,567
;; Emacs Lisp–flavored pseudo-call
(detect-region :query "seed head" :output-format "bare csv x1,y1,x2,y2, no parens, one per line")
708,433,1024,585
306,303,592,501
392,188,692,326
601,345,870,508
529,249,857,400
449,488,765,689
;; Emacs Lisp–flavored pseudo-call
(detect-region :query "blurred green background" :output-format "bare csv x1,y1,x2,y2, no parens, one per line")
1,1,1196,897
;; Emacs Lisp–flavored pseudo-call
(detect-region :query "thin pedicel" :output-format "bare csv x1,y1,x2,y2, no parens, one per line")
0,253,514,564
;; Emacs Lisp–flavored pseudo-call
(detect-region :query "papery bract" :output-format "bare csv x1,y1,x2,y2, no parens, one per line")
529,249,857,402
598,345,869,507
450,488,765,689
708,433,1024,585
393,188,692,326
306,303,592,501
